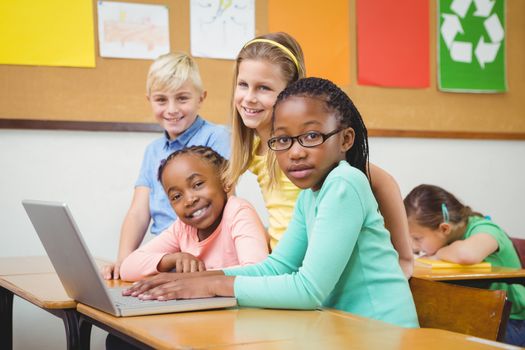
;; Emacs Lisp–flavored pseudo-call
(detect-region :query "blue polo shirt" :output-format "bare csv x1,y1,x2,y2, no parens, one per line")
136,116,230,234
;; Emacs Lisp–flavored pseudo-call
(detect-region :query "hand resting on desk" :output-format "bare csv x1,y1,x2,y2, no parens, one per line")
102,261,122,280
157,252,206,273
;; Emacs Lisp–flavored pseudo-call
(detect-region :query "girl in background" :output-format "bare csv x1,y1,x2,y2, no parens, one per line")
404,184,525,346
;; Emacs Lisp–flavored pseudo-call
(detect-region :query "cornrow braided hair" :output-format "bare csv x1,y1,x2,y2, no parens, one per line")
272,77,370,176
157,145,228,183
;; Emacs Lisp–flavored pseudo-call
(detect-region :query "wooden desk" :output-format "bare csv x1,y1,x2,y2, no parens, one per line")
77,304,514,350
0,256,55,275
0,256,109,350
413,265,525,287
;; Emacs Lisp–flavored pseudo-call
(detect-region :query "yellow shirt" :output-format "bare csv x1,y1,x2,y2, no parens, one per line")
248,139,300,248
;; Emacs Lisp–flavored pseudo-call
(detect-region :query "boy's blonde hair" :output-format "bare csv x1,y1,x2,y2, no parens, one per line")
224,32,306,190
146,52,204,96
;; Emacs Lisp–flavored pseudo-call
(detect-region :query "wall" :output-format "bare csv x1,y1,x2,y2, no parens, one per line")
1,128,524,349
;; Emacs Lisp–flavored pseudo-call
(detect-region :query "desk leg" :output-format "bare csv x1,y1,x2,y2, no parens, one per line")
0,287,14,350
79,314,153,350
79,317,92,350
49,309,80,350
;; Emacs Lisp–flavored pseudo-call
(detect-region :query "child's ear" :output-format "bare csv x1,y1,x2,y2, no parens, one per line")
146,94,151,103
222,180,232,195
438,222,452,236
340,127,355,152
200,90,207,103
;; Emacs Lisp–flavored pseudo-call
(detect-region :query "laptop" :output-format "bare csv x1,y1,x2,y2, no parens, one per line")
22,199,237,317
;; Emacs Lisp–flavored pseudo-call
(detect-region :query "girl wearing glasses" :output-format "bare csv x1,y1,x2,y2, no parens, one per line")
226,32,414,278
123,77,419,329
404,184,524,346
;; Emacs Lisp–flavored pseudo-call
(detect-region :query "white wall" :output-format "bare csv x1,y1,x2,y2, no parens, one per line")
1,128,524,349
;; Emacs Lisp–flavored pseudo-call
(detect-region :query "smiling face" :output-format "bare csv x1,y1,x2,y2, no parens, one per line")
148,80,205,140
272,96,354,191
234,59,288,137
161,154,227,238
408,219,449,256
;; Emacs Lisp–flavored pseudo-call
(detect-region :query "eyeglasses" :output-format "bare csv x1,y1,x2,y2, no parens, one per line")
267,128,343,151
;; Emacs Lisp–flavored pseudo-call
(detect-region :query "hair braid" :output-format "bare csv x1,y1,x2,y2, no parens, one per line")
157,146,227,183
272,77,370,176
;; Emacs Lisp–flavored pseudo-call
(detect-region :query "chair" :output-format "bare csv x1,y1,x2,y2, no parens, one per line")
510,237,525,268
409,277,511,341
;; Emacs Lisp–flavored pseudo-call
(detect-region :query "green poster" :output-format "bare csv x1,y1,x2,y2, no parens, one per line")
438,0,507,92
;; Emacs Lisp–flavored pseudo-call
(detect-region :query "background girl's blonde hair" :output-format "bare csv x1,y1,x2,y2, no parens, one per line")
404,184,484,241
146,52,203,96
225,32,306,190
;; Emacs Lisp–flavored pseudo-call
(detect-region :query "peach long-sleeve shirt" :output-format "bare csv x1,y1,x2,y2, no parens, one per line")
120,196,269,281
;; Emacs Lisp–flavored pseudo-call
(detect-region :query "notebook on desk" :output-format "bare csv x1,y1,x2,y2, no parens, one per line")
415,257,491,269
22,199,237,317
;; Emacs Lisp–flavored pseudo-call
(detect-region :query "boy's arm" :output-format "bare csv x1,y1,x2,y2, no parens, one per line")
436,233,498,264
102,186,151,279
368,163,414,278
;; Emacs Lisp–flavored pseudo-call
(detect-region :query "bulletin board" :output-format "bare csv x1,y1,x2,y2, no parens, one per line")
0,0,524,139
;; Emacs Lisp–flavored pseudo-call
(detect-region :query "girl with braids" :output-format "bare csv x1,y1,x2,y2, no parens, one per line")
227,32,414,277
122,78,419,328
118,145,268,282
404,184,525,346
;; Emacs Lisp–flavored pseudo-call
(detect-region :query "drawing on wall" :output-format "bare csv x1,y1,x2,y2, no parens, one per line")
190,0,255,60
97,1,170,60
438,0,506,92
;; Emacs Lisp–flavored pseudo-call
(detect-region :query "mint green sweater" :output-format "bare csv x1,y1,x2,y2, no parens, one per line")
225,161,419,328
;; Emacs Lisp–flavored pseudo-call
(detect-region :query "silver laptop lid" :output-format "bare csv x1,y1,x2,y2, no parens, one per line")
22,200,118,315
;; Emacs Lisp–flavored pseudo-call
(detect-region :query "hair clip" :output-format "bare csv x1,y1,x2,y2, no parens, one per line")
441,203,449,223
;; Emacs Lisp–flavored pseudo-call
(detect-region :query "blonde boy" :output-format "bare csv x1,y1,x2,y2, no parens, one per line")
103,53,230,279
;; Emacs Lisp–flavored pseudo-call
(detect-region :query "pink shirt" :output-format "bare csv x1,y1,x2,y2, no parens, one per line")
120,196,269,281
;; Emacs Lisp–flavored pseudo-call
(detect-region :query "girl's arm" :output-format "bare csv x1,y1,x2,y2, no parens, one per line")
435,233,498,264
102,187,151,280
147,275,236,301
123,270,229,297
124,195,309,301
119,221,187,282
368,163,414,278
231,202,269,265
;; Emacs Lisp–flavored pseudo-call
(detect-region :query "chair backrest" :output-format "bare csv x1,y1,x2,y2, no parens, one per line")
510,237,525,268
409,277,511,341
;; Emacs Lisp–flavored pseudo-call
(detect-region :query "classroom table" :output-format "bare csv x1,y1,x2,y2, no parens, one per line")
0,256,56,275
77,303,517,350
413,265,525,288
3,256,523,350
0,256,109,350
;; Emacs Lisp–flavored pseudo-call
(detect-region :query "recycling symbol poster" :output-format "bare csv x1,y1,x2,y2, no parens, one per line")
438,0,507,93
